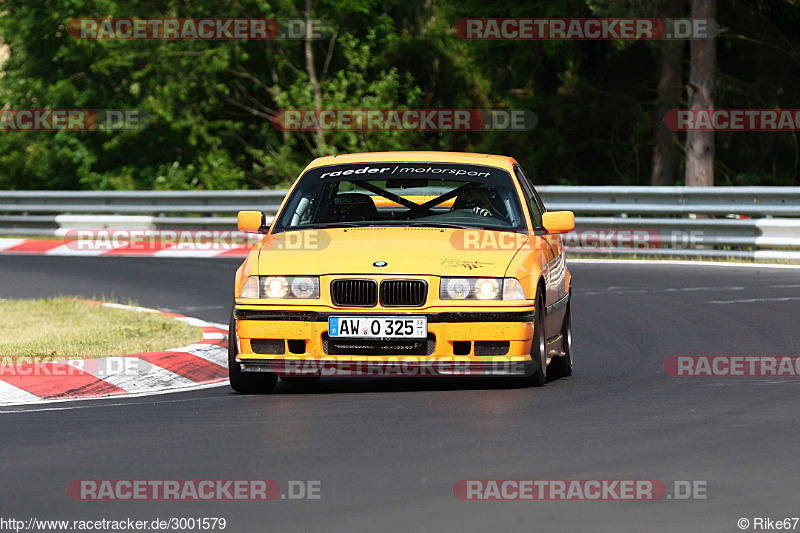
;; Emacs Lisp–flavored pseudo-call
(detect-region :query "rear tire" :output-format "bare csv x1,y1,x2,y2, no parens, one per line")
551,298,573,378
228,309,277,394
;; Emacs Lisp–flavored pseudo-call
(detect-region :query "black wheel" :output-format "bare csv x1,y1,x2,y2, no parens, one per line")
516,288,547,387
551,298,573,378
228,309,277,394
280,376,320,384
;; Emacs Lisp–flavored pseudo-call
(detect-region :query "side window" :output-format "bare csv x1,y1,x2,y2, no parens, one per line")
514,166,544,227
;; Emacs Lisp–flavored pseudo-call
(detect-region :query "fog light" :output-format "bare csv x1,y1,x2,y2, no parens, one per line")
290,277,319,298
445,278,471,300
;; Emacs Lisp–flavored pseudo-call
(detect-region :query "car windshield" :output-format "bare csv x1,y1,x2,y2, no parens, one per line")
272,162,527,233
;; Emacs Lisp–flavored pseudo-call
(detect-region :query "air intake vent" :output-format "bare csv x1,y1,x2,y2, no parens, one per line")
330,279,378,307
322,333,436,356
251,339,285,355
474,341,510,356
380,279,428,307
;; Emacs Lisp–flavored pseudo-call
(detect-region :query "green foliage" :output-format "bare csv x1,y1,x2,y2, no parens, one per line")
0,0,797,189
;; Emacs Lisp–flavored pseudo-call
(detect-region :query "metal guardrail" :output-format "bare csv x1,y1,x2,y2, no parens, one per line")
3,186,799,214
2,187,800,260
0,190,286,214
540,186,800,216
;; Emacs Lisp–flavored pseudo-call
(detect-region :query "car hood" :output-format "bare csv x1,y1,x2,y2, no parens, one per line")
256,227,528,277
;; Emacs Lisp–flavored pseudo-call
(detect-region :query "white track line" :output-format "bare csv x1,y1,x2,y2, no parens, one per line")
0,381,231,412
709,296,800,305
100,302,160,313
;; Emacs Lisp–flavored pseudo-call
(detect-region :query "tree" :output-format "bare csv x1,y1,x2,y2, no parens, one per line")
1,0,797,190
684,0,716,186
651,0,685,186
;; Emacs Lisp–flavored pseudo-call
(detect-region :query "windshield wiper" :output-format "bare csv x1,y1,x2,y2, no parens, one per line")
285,221,508,231
400,222,491,230
298,222,375,229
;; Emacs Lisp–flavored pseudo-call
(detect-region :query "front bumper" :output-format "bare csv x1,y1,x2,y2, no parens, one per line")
233,307,536,376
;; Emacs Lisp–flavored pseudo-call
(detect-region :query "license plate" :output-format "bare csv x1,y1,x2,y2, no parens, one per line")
328,317,427,339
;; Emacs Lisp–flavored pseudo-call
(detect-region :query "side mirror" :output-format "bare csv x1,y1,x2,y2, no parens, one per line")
542,211,575,234
237,211,266,233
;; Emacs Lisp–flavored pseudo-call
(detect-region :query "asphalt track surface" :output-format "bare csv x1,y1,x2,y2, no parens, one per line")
1,256,798,533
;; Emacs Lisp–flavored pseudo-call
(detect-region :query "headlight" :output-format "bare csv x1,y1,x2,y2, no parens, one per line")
440,278,527,301
262,276,289,298
474,278,500,300
239,276,320,299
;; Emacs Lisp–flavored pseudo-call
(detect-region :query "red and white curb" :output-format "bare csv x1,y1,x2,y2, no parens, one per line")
0,303,229,406
0,238,249,258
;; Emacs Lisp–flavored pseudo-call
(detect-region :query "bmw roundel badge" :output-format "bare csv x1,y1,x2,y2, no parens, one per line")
373,261,388,267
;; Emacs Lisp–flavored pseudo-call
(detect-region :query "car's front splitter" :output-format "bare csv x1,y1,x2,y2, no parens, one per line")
237,357,535,377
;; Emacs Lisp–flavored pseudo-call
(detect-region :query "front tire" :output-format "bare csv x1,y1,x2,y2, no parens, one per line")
228,309,277,394
517,288,547,387
551,298,573,378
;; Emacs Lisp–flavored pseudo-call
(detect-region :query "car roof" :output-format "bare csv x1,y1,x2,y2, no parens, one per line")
302,151,518,172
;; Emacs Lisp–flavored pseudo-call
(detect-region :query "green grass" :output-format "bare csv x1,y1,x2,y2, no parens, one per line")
0,298,202,361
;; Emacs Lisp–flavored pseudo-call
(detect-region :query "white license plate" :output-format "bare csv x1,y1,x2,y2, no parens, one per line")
328,316,427,339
